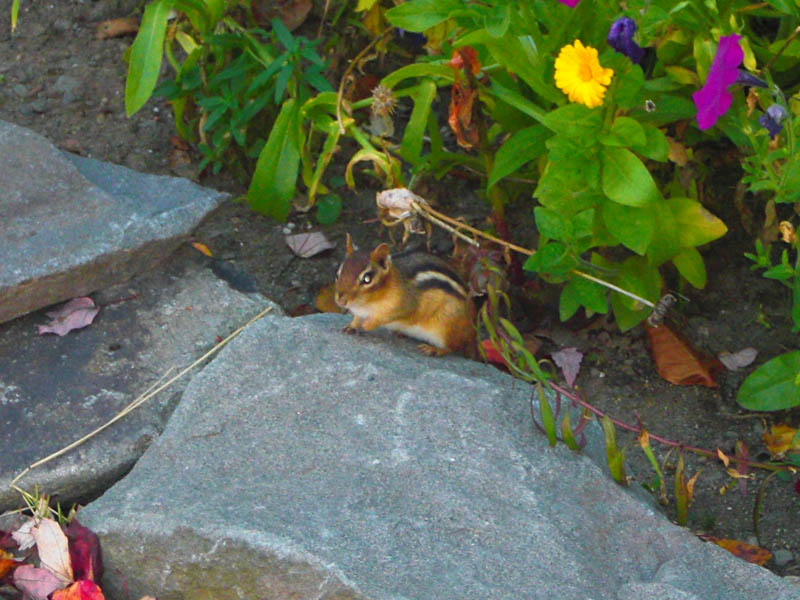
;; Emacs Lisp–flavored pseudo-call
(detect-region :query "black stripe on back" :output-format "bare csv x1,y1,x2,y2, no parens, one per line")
405,260,464,286
416,276,466,299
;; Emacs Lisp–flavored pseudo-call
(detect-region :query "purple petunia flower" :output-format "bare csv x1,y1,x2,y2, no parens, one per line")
608,17,644,64
735,70,767,88
558,0,581,6
692,34,744,131
759,104,788,139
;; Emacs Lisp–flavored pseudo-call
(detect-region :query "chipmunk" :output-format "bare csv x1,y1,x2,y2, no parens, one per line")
334,234,476,357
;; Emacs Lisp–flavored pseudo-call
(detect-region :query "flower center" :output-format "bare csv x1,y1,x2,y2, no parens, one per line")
578,60,593,81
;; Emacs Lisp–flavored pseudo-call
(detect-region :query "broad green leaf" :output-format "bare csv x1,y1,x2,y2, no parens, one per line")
559,284,582,321
601,146,661,207
609,256,662,331
672,246,706,288
386,0,462,31
484,4,511,38
534,206,572,241
646,200,680,266
488,125,550,188
566,276,608,315
490,80,548,125
777,160,800,203
600,116,646,148
316,194,342,225
125,0,174,116
247,99,301,221
543,104,603,139
356,0,380,10
523,242,576,278
399,80,436,165
614,63,644,109
670,197,727,247
601,201,655,255
381,63,454,89
632,123,669,162
737,351,800,411
664,65,699,86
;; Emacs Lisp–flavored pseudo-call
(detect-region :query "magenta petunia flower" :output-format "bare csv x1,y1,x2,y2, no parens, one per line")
558,0,581,6
692,34,743,130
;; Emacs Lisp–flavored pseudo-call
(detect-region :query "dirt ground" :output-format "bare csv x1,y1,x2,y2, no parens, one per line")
1,0,798,578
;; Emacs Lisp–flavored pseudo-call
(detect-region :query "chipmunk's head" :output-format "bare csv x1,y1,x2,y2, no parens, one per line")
334,233,392,310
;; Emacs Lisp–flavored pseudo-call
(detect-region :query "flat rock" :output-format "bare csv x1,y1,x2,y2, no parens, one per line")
78,313,798,600
0,119,226,324
0,258,273,512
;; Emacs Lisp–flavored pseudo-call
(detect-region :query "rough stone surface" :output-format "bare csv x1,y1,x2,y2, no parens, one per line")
78,313,799,600
0,259,274,512
0,120,227,324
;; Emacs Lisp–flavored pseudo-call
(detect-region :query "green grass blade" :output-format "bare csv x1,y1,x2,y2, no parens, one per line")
125,0,174,116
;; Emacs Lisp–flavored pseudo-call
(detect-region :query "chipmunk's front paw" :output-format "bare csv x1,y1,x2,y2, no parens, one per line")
343,324,361,335
417,343,450,357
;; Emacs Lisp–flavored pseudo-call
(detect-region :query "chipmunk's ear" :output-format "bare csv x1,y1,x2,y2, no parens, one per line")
345,232,354,256
371,243,392,270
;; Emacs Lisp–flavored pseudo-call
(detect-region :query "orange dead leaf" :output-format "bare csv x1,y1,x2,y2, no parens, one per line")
191,242,214,258
449,46,481,76
95,18,139,39
315,283,345,314
762,424,800,458
703,536,772,566
638,428,650,449
0,550,20,578
716,448,730,467
645,323,720,387
51,580,105,600
448,82,480,149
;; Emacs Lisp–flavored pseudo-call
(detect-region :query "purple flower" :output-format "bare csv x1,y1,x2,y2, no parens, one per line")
692,34,744,131
608,17,644,64
759,104,788,139
735,70,767,88
558,0,581,6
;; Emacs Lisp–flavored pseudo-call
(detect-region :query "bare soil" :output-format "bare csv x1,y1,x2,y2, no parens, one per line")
1,0,798,578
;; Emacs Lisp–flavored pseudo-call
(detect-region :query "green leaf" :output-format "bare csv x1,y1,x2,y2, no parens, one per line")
563,276,608,316
385,0,462,31
614,63,645,109
763,263,794,281
669,197,728,247
601,201,655,255
316,194,342,225
543,104,603,139
247,98,301,221
559,284,581,321
672,246,706,288
601,146,661,207
271,17,297,52
602,415,627,485
608,256,662,332
538,383,558,447
534,207,572,241
601,117,646,148
125,0,174,116
645,200,680,266
737,351,800,411
523,242,576,277
488,125,550,188
632,123,670,162
380,63,454,89
484,4,511,38
399,80,436,165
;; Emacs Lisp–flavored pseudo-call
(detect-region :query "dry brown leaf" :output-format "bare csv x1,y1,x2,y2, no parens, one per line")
33,518,73,584
703,536,772,566
645,323,721,387
716,448,730,467
191,242,214,258
666,136,688,166
38,298,99,336
285,231,335,258
95,17,139,39
762,423,800,458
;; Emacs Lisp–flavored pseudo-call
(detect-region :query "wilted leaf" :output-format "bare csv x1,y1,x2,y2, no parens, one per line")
704,536,772,566
448,81,479,149
33,518,73,584
666,136,688,166
718,347,758,371
716,448,730,467
315,283,344,314
64,520,103,583
12,519,36,551
645,323,720,387
285,232,335,258
13,564,66,600
551,347,583,388
38,298,99,337
51,580,105,600
96,17,139,39
762,424,800,459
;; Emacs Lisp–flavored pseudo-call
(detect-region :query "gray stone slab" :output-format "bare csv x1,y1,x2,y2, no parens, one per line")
0,259,273,512
78,313,799,600
0,119,227,324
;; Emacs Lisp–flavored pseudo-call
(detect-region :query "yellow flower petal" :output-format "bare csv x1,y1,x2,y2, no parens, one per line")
554,39,614,108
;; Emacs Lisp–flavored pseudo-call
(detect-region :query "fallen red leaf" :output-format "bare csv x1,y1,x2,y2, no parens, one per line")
13,564,66,600
0,551,20,578
481,339,507,366
702,536,772,566
64,520,103,583
51,580,105,600
645,323,720,387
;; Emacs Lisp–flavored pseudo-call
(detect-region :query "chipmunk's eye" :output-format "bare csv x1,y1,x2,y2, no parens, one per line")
360,271,373,285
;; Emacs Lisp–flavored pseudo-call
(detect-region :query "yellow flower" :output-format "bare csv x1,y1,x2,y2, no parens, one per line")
554,40,614,108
